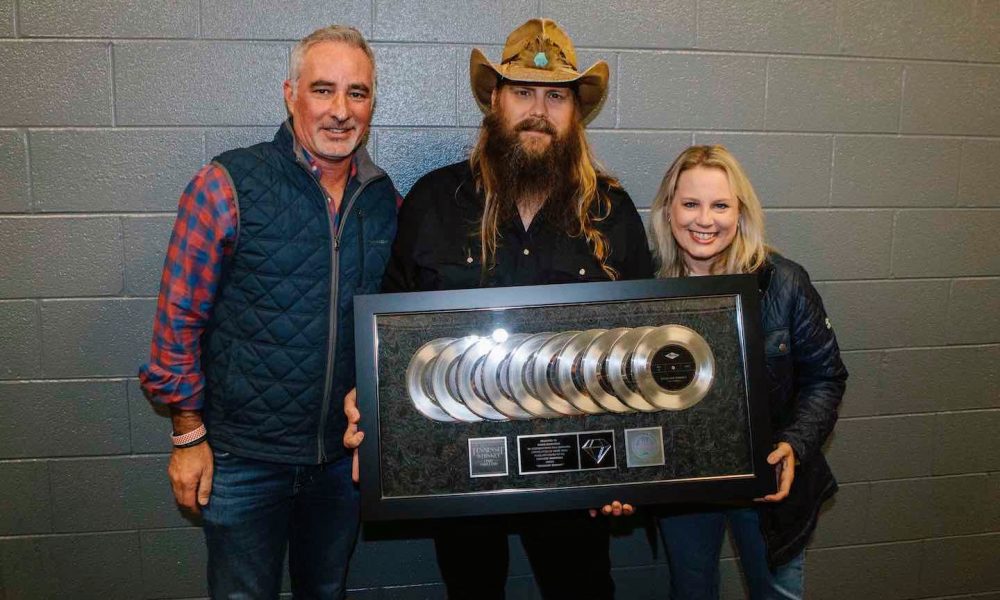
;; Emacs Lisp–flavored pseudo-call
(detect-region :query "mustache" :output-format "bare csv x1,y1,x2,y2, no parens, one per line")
514,117,556,136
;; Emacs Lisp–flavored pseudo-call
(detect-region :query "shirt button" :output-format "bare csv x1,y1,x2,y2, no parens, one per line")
579,268,586,275
523,248,530,255
779,343,787,352
466,256,474,264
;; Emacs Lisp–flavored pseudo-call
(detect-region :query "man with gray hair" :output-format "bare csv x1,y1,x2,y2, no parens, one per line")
139,25,398,598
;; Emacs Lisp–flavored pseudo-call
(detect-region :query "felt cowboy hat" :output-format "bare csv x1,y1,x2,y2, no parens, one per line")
470,18,610,122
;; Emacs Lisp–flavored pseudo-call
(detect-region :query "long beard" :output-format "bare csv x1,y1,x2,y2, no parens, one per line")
480,111,583,232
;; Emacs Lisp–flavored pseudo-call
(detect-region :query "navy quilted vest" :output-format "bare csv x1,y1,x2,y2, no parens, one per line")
203,123,397,464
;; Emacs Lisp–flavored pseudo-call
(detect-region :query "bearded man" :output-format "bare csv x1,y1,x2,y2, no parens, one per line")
354,18,653,599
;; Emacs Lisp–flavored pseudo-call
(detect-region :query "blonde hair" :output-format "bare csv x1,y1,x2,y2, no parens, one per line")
648,145,769,277
289,25,377,96
470,96,620,280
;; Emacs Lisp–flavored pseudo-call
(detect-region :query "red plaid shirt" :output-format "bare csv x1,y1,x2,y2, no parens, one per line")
139,153,353,410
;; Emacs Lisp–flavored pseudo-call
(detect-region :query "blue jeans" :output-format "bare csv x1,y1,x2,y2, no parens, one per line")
201,451,360,599
658,507,804,600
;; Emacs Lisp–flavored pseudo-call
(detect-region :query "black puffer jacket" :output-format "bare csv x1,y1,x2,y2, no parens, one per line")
756,253,848,566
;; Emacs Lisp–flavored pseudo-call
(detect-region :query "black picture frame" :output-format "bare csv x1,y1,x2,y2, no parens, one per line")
354,275,774,521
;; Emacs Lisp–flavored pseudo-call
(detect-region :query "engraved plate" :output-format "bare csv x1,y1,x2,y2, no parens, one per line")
517,430,617,475
468,437,509,478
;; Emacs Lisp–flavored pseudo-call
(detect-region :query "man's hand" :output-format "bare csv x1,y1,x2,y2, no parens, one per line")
756,441,795,503
343,387,364,483
168,440,214,513
588,500,634,518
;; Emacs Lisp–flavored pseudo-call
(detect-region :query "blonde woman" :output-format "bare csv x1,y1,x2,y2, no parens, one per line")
648,146,847,599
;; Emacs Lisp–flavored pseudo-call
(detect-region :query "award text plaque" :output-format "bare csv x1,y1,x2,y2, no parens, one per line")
355,276,774,521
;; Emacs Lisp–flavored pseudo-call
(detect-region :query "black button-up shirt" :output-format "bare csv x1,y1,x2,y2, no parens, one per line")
383,161,653,292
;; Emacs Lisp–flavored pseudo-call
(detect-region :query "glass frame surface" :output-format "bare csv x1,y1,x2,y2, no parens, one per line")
354,275,774,521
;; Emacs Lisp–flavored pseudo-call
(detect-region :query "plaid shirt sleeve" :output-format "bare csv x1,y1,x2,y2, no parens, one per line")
138,164,237,410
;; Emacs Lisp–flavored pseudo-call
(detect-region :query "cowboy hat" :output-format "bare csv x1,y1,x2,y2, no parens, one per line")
470,18,610,122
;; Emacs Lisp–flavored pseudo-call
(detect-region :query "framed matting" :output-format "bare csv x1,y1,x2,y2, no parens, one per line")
354,275,775,521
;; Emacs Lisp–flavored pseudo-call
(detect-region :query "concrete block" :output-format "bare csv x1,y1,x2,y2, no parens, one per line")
0,216,123,297
205,126,276,159
765,58,902,133
880,346,999,413
825,415,935,482
0,380,130,458
892,209,1000,277
0,532,143,600
959,140,1000,207
541,0,695,48
806,541,924,600
0,0,12,37
865,477,934,542
114,42,287,126
0,42,112,126
348,538,440,587
0,129,29,212
576,50,617,129
375,0,534,43
140,528,208,599
588,131,692,210
947,278,1000,345
765,210,893,280
901,64,1000,136
0,300,41,378
989,472,1000,534
30,129,204,212
933,410,1000,475
810,482,868,547
49,455,189,533
371,44,456,126
0,460,51,535
128,378,173,453
813,280,950,350
122,215,173,296
831,136,961,207
377,128,476,196
693,133,832,208
919,533,1000,597
40,298,155,378
697,0,839,54
619,53,766,130
839,0,1000,63
837,351,881,418
19,0,198,37
202,0,371,39
928,474,993,537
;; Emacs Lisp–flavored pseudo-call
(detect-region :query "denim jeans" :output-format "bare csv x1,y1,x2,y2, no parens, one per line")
658,507,804,600
201,451,360,600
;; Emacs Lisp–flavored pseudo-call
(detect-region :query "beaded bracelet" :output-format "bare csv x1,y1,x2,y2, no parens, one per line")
171,424,207,448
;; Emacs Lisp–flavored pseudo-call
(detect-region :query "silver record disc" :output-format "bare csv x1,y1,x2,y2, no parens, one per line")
430,337,484,422
479,333,533,420
406,338,458,422
632,324,715,410
529,331,583,416
506,332,562,418
578,328,635,414
552,329,607,414
454,337,509,421
606,326,661,412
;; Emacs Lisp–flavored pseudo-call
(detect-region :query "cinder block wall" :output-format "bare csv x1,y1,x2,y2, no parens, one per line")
0,1,997,598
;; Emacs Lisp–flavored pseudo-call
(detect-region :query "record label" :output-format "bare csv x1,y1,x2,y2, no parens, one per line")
650,344,697,391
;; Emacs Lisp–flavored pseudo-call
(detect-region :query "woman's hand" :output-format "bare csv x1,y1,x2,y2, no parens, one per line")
756,441,795,502
588,500,635,518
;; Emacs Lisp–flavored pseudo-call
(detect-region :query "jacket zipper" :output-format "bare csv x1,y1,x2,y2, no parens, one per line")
357,209,366,277
296,163,385,463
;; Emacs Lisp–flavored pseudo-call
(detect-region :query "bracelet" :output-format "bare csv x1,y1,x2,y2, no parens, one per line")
171,424,207,448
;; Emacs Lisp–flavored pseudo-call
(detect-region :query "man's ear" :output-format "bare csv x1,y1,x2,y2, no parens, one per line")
490,87,499,110
282,79,295,116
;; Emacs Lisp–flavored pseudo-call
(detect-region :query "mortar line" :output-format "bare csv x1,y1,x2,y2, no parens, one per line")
762,57,770,129
117,216,128,299
614,53,621,128
197,0,203,38
888,210,898,277
896,64,907,134
108,42,116,128
22,128,34,212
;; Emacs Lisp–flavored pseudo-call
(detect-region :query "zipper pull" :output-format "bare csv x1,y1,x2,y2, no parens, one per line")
334,236,340,251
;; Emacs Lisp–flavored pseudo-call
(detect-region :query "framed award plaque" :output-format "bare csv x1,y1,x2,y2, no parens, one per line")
354,275,775,521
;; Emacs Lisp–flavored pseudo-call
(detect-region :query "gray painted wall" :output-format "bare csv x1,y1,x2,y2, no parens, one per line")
0,1,997,598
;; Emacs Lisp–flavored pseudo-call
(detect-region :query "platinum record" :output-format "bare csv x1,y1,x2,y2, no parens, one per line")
454,337,509,421
578,328,634,414
552,330,607,414
632,324,715,410
605,326,660,412
479,333,533,420
430,336,485,422
405,338,458,422
506,332,562,418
